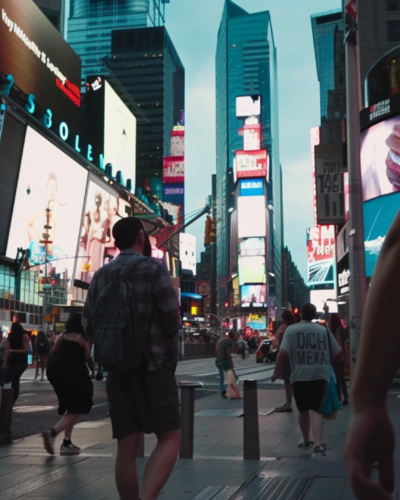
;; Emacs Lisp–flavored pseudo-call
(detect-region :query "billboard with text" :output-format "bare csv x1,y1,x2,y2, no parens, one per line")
234,150,268,180
306,225,335,286
163,156,184,183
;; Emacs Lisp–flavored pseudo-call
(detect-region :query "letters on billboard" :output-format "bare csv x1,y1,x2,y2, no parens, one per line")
234,150,268,180
163,156,184,183
306,225,335,286
240,179,264,197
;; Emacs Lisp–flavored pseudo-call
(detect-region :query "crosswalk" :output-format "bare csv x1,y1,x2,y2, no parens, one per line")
176,355,281,383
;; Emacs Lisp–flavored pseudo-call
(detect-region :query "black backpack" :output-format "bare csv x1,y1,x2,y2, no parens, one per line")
93,256,147,372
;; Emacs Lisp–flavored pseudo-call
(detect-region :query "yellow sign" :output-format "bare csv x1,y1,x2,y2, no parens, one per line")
191,306,198,316
82,263,92,272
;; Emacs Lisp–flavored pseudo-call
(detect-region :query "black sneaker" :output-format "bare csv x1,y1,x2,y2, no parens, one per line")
221,390,227,399
60,443,81,456
313,446,327,456
298,441,314,450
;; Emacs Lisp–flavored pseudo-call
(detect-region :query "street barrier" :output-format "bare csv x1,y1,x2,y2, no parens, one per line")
0,384,14,445
243,379,260,460
178,381,204,459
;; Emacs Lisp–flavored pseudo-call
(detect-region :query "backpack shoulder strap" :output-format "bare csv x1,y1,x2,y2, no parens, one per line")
122,256,148,280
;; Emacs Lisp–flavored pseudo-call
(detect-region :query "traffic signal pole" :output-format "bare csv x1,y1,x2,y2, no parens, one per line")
344,11,367,377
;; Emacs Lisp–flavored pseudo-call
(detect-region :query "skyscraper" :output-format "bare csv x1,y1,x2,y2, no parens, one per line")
215,0,282,316
33,0,64,34
67,0,169,82
109,26,184,199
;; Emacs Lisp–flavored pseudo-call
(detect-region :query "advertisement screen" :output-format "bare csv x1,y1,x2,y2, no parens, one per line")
306,225,335,286
363,192,400,277
337,253,350,296
235,150,268,180
180,233,196,275
171,130,184,156
240,284,267,307
75,177,119,284
104,81,137,190
310,290,338,313
238,196,266,238
163,156,184,183
163,183,184,222
6,127,88,283
246,314,266,330
0,0,81,135
360,114,400,201
238,256,265,285
240,237,265,256
240,179,264,197
236,95,261,117
241,123,261,151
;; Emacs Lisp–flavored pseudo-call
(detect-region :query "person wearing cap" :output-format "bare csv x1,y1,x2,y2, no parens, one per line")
83,217,181,500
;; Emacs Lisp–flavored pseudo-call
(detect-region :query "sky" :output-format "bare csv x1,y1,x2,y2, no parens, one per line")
164,0,341,279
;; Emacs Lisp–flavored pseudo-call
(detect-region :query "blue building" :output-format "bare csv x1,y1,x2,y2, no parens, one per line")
215,0,282,317
67,0,169,82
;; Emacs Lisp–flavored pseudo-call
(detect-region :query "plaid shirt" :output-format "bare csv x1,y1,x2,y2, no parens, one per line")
83,250,180,371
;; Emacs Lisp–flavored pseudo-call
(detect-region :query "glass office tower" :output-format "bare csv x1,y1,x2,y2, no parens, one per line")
109,26,184,199
216,0,282,314
67,0,168,82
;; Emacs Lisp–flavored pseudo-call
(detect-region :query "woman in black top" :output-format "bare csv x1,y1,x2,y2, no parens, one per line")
3,322,30,403
42,313,94,456
34,331,50,381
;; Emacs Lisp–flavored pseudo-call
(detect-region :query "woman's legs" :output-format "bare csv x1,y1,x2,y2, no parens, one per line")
52,412,81,440
5,363,28,403
39,356,48,380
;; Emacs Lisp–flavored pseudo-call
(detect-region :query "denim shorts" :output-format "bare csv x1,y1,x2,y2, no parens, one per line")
106,361,181,439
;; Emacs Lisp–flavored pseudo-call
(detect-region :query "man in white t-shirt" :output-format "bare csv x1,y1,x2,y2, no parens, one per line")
272,303,342,456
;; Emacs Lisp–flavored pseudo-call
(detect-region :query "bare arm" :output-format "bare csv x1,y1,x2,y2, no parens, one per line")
271,348,289,382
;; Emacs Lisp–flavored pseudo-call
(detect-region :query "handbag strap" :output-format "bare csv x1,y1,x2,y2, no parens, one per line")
325,324,332,362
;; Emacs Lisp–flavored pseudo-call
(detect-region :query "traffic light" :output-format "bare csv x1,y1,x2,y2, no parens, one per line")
210,218,216,243
224,301,229,308
204,216,212,245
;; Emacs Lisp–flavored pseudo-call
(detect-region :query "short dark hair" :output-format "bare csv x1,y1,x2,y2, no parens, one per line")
301,303,317,321
65,313,85,336
282,310,294,326
112,217,144,250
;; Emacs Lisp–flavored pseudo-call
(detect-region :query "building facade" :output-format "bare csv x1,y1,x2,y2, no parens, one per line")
67,0,169,83
109,26,184,199
281,246,310,311
215,0,282,317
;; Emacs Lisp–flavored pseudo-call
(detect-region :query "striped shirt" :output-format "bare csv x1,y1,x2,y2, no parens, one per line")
83,250,180,372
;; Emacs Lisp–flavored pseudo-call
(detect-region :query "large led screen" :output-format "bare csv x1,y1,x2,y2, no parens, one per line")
236,95,261,117
239,256,265,285
163,183,184,222
240,237,265,257
246,314,266,330
6,127,88,283
180,233,196,275
363,192,400,277
240,284,267,308
163,157,184,183
360,114,400,201
75,178,119,284
235,150,268,180
104,81,136,190
238,196,266,238
310,290,338,313
240,179,264,197
306,225,335,286
0,0,81,136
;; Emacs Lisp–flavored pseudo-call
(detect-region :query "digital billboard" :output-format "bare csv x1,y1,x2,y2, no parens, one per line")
163,183,184,222
171,128,185,156
163,156,184,183
310,290,338,313
363,192,400,277
246,314,266,330
75,177,119,284
6,127,88,283
0,0,81,136
337,253,350,296
104,81,137,190
234,150,268,180
239,237,265,257
306,225,335,286
240,123,261,151
236,95,261,117
238,196,266,238
240,179,264,197
180,233,196,275
240,284,267,308
360,114,400,201
238,256,265,285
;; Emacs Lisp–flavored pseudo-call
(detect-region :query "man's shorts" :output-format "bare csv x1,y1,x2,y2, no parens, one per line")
292,380,328,413
106,361,181,439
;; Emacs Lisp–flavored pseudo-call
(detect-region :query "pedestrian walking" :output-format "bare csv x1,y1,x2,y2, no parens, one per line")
215,331,235,398
274,309,294,413
42,313,94,456
0,330,6,387
83,217,181,500
271,303,342,456
345,208,400,500
3,322,30,403
327,313,349,405
34,330,50,381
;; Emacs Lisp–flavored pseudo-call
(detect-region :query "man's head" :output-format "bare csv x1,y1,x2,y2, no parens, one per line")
112,217,146,253
301,303,317,322
228,331,235,340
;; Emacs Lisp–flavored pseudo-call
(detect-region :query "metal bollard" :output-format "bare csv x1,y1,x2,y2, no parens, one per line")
243,379,260,460
178,381,204,459
0,385,14,445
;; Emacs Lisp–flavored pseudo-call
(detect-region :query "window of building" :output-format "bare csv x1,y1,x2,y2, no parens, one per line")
388,20,400,42
387,0,400,11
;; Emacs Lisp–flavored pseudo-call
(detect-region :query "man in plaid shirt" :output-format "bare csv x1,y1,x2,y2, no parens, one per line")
83,217,181,500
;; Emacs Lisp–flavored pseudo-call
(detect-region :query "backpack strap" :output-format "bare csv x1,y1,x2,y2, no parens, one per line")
122,255,148,279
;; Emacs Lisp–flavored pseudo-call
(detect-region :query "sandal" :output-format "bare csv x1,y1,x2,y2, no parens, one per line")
275,404,293,413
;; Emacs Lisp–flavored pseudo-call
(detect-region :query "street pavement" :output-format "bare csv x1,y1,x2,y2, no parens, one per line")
0,356,400,499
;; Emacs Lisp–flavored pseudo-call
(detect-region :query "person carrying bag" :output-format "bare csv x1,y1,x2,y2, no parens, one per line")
321,325,341,420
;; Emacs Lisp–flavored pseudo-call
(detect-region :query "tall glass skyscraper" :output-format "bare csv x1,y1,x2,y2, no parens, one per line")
67,0,168,82
216,0,282,314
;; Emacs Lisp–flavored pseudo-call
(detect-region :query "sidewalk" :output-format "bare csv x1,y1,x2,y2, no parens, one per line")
1,385,400,499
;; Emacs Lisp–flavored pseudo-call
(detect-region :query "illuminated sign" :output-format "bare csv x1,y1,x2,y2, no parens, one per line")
163,156,184,183
163,183,184,222
236,95,261,117
239,237,265,257
246,314,266,330
239,123,261,151
238,196,266,238
238,256,265,285
240,179,263,197
306,225,335,286
240,284,267,308
234,150,268,180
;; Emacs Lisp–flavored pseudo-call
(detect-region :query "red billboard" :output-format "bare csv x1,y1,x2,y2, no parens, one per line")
239,124,261,151
163,156,184,183
234,150,268,179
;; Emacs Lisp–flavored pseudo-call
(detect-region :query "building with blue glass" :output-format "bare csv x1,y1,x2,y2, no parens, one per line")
215,0,282,318
67,0,168,82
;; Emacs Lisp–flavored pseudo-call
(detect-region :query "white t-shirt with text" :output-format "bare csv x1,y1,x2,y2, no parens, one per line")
280,321,341,384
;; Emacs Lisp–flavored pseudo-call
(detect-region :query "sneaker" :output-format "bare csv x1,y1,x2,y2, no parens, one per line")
221,390,227,399
60,443,81,456
298,441,314,450
42,431,55,455
313,446,327,456
275,404,293,413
